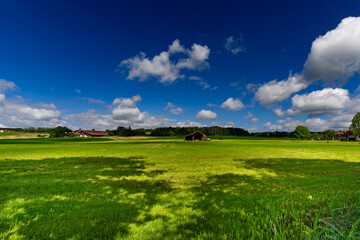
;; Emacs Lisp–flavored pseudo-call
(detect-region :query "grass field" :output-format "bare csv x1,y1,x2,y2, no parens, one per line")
0,132,49,139
1,137,360,239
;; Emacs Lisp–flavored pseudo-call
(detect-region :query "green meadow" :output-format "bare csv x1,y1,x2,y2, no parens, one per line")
1,137,360,239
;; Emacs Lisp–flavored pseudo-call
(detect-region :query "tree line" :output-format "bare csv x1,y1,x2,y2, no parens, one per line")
106,126,250,137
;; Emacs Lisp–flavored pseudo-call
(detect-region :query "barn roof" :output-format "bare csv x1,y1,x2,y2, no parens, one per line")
184,131,206,137
77,130,108,136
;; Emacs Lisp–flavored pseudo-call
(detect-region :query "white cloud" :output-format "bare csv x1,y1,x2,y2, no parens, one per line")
176,43,210,70
225,121,235,127
189,76,212,89
168,39,186,54
164,102,184,115
303,17,360,84
263,122,283,130
221,97,244,111
255,17,360,105
287,88,350,117
113,95,141,108
112,107,147,122
0,93,65,128
224,35,246,55
164,102,175,110
120,39,210,84
255,73,308,105
266,113,354,132
75,89,81,94
246,83,259,94
273,108,285,117
86,98,105,105
248,127,258,132
244,112,254,119
169,107,183,115
196,110,217,121
188,76,202,81
0,94,5,107
0,79,16,93
173,120,204,128
32,103,57,110
207,103,217,108
251,117,259,123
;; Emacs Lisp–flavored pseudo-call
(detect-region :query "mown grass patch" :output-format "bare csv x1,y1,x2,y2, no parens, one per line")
0,137,359,239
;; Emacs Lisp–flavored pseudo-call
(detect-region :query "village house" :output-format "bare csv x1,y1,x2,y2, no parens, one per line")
185,131,208,141
335,130,360,141
74,130,108,137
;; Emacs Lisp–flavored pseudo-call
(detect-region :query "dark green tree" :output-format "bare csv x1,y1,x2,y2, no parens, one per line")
294,125,310,140
49,126,72,138
322,129,336,140
350,112,360,137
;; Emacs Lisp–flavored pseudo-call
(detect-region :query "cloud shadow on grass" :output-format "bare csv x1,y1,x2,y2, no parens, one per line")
0,156,170,239
175,158,360,239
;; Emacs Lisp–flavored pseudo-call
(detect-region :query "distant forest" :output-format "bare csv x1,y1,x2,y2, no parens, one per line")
0,126,338,139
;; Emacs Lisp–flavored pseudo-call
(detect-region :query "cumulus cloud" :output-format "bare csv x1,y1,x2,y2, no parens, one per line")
110,95,150,125
32,103,57,110
263,112,356,132
113,95,141,108
224,35,246,55
164,102,184,115
196,110,217,121
120,39,210,84
0,94,5,108
221,97,244,111
255,73,308,105
287,88,350,117
303,17,360,84
246,83,259,94
0,79,16,92
0,93,65,128
85,98,105,105
173,120,204,128
164,102,175,110
251,117,259,123
273,108,285,117
169,107,183,115
207,103,217,108
263,122,283,130
255,17,360,105
225,121,235,127
244,112,254,119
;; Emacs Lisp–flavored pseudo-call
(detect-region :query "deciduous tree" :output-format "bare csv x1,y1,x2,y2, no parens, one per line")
350,112,360,137
294,125,310,140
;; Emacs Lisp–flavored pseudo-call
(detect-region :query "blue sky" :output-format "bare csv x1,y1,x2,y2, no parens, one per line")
1,0,360,131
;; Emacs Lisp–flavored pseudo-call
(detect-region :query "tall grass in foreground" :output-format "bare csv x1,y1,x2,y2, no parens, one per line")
303,195,360,239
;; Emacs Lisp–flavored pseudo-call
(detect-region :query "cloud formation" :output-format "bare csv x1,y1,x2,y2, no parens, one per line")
255,17,360,105
196,110,217,121
287,88,350,117
255,73,308,105
0,93,65,128
164,102,184,115
121,39,210,84
0,79,16,93
224,35,246,55
113,95,141,108
221,97,244,111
